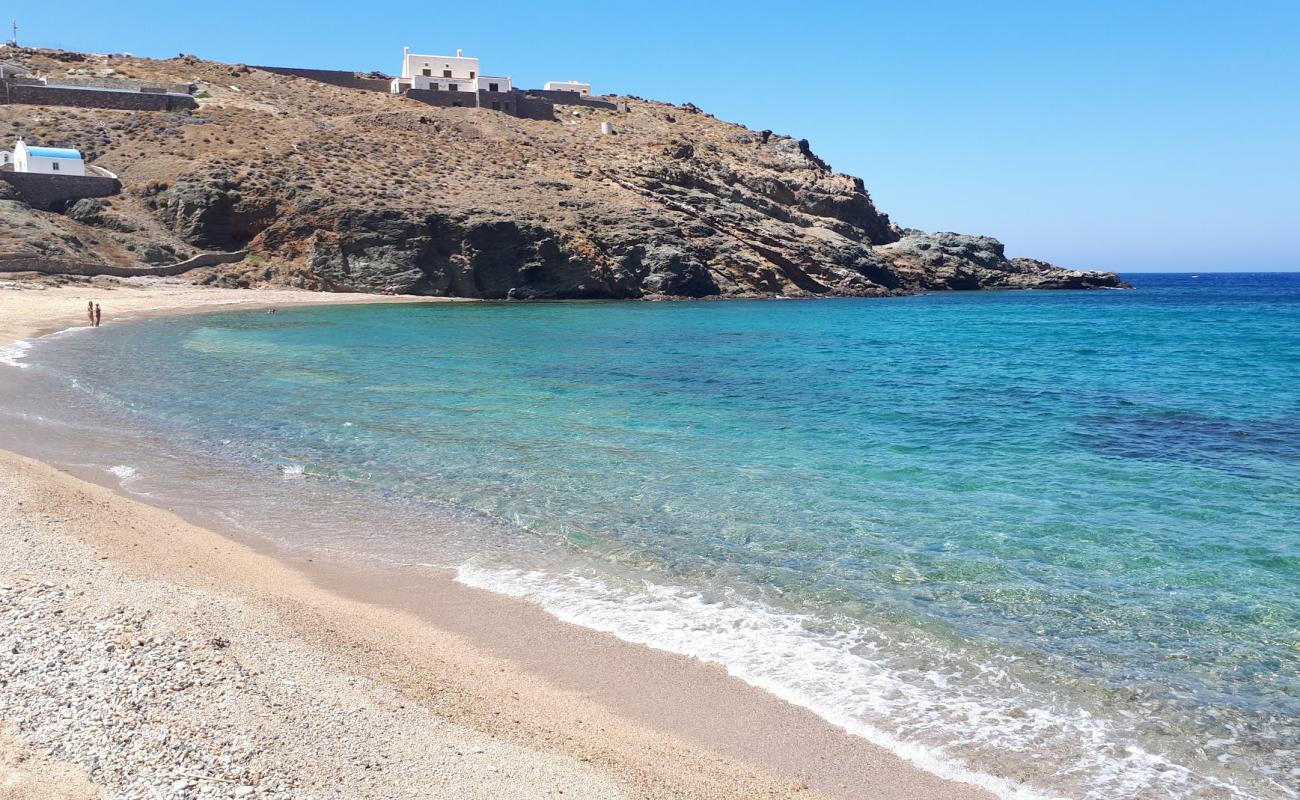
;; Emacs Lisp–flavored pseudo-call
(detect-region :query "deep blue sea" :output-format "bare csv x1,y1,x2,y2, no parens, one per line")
3,273,1297,799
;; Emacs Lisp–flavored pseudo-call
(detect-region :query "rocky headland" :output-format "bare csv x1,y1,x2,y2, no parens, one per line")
0,48,1127,298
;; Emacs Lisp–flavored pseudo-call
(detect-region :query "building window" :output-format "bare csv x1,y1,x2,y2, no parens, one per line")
443,70,452,78
488,82,498,92
448,83,458,92
470,71,476,79
52,162,59,171
422,69,431,76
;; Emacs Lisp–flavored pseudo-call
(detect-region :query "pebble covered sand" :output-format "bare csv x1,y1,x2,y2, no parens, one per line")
0,462,623,800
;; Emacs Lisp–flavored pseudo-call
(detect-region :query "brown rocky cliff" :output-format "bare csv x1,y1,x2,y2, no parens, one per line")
0,48,1127,296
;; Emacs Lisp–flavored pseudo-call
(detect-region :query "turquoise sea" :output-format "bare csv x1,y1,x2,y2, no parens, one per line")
2,273,1297,799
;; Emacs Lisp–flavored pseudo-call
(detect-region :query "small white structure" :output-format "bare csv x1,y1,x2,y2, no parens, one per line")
392,47,512,94
11,139,86,176
544,80,592,97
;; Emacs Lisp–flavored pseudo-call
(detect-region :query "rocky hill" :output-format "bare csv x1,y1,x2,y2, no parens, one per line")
0,48,1127,297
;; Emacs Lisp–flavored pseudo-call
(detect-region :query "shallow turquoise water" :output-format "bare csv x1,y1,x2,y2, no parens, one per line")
9,274,1299,799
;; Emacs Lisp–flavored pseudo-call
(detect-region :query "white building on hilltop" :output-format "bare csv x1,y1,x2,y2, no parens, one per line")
544,80,592,97
7,139,86,175
391,47,512,95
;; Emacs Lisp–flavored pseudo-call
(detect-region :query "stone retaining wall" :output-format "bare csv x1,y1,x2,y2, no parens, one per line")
515,94,558,120
0,250,247,277
252,66,392,92
406,88,475,109
523,90,618,110
11,75,193,94
0,80,197,111
475,89,518,114
405,87,556,120
0,172,120,210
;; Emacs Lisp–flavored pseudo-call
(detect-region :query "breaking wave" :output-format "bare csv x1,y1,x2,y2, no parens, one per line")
456,564,1267,800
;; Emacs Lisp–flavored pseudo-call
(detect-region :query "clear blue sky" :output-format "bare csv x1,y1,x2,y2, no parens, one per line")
15,0,1300,272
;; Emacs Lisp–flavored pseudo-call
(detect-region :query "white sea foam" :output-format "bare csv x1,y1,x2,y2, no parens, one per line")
104,464,146,493
48,325,95,337
0,339,32,368
1,324,96,369
455,564,1260,800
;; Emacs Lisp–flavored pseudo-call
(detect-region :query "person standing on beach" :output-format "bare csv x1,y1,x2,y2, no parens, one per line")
94,303,102,328
87,301,95,326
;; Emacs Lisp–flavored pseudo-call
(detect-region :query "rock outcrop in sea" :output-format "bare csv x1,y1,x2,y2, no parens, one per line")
0,48,1128,297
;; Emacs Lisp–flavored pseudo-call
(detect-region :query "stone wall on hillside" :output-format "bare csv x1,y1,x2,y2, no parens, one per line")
523,90,617,110
252,66,392,92
405,88,475,109
11,75,193,94
475,89,517,114
0,81,197,111
515,94,558,120
405,87,557,120
0,171,120,209
0,249,246,277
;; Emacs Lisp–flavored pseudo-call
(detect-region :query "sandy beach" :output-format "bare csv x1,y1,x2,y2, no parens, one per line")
0,277,996,800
